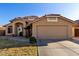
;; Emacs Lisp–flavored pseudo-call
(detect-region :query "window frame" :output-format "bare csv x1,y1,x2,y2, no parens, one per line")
8,26,12,33
47,17,58,22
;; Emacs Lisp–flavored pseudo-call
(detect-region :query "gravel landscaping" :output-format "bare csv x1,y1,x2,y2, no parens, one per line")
0,46,37,56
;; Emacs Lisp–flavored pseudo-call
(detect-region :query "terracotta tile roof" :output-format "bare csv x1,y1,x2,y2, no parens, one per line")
6,14,76,27
23,16,39,22
31,14,76,24
3,23,11,27
44,14,74,23
10,16,39,22
59,15,76,24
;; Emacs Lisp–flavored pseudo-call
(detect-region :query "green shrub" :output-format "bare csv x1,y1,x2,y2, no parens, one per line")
29,37,37,44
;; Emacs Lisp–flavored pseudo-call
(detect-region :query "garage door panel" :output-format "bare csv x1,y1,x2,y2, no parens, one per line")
37,25,68,39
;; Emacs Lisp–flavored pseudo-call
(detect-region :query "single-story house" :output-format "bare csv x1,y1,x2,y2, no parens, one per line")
4,14,78,39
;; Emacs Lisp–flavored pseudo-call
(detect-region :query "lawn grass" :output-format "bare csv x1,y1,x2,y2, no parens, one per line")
0,39,37,56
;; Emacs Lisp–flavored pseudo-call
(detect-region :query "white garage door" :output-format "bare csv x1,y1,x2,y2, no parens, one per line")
37,25,68,39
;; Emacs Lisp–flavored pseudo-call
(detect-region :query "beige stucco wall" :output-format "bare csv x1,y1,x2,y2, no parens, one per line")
0,26,5,36
32,17,74,39
6,20,26,36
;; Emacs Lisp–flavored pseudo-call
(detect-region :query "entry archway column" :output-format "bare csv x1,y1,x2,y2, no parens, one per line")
12,23,16,35
23,22,26,36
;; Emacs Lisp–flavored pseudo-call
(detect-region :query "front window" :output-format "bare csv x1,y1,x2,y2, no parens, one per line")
28,17,34,20
47,17,58,22
8,26,12,33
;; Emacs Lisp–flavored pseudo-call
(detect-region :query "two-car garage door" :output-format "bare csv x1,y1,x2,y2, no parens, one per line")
37,25,68,39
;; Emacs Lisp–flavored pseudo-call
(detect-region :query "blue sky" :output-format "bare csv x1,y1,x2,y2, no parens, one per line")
0,3,79,25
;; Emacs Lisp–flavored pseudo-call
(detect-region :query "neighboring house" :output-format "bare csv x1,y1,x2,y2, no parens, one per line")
0,25,5,36
4,14,77,39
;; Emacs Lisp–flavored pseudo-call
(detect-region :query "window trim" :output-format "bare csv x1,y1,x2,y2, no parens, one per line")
47,17,58,22
28,17,34,20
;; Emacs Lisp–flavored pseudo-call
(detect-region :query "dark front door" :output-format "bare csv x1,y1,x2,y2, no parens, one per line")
75,29,79,37
19,32,23,36
26,29,32,37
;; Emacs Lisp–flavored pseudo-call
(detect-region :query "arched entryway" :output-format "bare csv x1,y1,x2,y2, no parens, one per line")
15,22,23,36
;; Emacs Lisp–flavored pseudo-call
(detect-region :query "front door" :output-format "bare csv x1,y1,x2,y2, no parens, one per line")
19,32,23,36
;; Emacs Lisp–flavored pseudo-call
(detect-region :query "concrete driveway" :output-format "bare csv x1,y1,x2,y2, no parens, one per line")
38,40,79,56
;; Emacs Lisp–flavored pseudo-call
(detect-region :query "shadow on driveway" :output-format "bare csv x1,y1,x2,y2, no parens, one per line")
37,39,67,46
69,37,79,45
71,40,79,45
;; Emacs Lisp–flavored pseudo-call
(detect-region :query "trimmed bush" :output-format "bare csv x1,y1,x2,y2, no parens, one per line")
29,37,37,44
